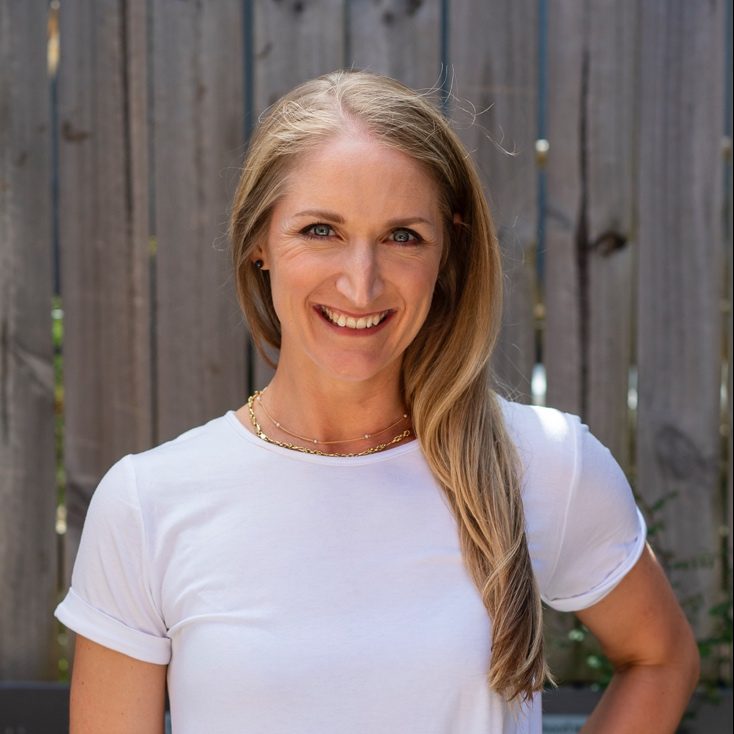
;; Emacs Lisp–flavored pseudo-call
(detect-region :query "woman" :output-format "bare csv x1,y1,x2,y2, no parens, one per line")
55,70,699,733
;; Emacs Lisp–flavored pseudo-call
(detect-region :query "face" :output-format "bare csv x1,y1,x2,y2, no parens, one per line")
257,131,445,387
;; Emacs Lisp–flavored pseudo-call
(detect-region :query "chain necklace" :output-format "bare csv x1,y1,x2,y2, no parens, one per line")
246,391,412,458
255,388,409,445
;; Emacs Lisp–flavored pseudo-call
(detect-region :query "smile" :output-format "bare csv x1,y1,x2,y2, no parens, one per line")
317,305,392,330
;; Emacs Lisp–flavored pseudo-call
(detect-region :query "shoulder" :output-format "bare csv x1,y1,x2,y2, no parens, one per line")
495,395,581,555
135,411,257,481
496,394,580,482
92,412,253,516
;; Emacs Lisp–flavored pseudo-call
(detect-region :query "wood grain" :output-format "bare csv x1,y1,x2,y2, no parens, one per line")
585,0,636,468
348,0,441,90
0,0,57,680
57,0,152,596
636,0,725,642
152,0,247,441
449,0,539,403
544,0,583,416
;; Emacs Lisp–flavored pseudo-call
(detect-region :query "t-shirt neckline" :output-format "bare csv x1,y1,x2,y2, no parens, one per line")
223,410,422,466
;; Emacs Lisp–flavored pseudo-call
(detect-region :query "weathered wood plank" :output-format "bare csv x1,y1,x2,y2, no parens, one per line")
543,1,583,416
585,0,637,468
254,0,344,112
545,0,636,461
57,0,151,586
348,0,441,90
152,0,247,442
636,0,725,641
250,0,345,390
449,0,538,403
0,0,57,680
542,0,639,681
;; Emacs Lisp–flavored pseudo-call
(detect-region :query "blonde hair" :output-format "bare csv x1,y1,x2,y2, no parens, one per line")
229,70,550,701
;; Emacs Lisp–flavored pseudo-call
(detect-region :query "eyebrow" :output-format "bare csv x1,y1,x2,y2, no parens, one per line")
292,209,435,229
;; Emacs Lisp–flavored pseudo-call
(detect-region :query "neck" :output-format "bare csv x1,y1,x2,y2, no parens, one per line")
259,365,408,450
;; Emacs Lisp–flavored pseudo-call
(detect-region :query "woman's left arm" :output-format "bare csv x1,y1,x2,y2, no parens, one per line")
575,543,700,734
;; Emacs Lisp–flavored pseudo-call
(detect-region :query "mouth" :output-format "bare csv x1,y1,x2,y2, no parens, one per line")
316,305,393,331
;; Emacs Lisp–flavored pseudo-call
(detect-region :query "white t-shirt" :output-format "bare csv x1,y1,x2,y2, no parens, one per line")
54,396,646,733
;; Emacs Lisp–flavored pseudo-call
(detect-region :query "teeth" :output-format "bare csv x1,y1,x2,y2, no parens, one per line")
321,306,388,330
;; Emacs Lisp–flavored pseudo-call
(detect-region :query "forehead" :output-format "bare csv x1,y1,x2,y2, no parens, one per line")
277,133,442,218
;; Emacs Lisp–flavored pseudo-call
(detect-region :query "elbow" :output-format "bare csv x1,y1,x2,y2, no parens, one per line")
674,622,701,698
684,635,701,696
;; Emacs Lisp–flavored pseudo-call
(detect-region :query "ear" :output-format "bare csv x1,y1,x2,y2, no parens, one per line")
452,212,463,227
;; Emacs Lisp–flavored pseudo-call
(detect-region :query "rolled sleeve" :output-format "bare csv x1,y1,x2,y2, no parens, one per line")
541,415,648,612
54,455,171,664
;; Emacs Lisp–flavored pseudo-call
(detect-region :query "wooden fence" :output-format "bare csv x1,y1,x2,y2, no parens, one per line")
1,0,731,686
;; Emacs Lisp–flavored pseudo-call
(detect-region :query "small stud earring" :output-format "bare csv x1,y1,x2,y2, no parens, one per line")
254,259,264,270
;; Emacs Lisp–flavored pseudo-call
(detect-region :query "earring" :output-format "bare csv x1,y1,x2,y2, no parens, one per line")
254,259,264,270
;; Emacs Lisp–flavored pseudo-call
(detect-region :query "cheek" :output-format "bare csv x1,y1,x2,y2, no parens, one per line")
404,266,442,324
268,261,319,320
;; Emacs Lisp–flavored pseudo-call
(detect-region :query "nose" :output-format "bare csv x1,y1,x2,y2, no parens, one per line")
335,240,384,308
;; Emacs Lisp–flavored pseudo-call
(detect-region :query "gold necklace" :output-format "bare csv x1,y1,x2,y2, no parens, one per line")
246,392,412,458
255,388,409,446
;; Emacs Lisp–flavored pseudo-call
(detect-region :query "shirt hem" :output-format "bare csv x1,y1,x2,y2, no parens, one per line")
542,507,648,612
54,588,171,665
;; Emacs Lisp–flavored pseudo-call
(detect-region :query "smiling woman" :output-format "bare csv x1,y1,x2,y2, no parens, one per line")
55,70,699,734
254,132,444,393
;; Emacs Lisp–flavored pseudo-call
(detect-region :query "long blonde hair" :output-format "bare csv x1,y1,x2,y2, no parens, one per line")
229,70,549,701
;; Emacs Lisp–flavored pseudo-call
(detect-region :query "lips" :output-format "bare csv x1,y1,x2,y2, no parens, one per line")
318,305,391,330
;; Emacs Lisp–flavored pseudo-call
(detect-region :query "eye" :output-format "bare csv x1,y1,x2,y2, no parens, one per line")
390,228,422,245
301,223,334,238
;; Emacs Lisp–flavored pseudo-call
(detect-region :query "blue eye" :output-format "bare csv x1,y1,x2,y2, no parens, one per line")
303,223,334,238
391,228,420,244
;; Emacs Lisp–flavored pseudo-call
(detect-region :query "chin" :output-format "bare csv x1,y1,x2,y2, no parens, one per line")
313,353,401,385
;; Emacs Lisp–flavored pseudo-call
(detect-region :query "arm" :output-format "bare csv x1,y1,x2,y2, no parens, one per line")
70,634,168,734
575,544,700,734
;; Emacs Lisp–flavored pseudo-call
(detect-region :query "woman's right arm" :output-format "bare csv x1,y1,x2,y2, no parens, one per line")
70,634,168,734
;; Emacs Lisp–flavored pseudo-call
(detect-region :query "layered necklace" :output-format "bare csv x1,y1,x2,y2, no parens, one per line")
246,389,412,457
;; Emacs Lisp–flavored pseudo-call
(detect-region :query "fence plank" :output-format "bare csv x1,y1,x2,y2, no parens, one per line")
254,0,344,112
348,0,441,90
543,0,640,681
636,0,725,642
449,0,538,403
58,0,151,593
539,1,587,679
0,1,57,680
544,1,583,416
153,0,247,442
585,0,637,468
545,0,637,465
250,0,345,390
